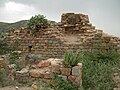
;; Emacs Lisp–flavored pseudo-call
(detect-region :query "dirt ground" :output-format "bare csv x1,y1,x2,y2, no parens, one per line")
0,86,35,90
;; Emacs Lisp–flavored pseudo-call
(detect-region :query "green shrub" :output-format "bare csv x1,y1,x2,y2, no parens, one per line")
8,51,25,71
82,47,120,65
80,45,120,90
82,60,116,90
52,76,78,90
8,51,21,64
27,14,49,30
63,51,80,67
37,81,51,90
0,39,12,55
15,60,26,71
0,68,17,87
0,32,7,39
0,68,9,87
0,32,14,55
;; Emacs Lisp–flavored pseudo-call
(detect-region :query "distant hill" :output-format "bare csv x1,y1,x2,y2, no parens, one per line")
0,20,57,33
0,20,28,33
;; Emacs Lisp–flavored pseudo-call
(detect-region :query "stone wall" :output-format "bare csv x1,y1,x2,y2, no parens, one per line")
14,58,82,86
6,13,120,58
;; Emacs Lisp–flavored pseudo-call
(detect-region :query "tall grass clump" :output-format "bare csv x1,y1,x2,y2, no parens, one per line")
81,44,120,90
63,51,81,67
52,75,78,90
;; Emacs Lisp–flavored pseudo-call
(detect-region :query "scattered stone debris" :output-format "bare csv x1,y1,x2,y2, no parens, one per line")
13,58,82,86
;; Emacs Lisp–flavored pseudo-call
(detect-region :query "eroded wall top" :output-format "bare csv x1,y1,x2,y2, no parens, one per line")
6,13,120,58
61,13,89,25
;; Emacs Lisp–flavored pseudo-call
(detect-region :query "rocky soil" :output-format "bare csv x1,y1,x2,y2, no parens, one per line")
0,86,34,90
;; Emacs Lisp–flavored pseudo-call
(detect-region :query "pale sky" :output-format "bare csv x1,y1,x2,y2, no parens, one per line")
0,0,120,37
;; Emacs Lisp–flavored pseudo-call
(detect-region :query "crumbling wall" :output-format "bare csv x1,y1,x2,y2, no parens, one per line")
61,13,89,25
6,13,120,58
61,13,95,34
14,59,82,86
6,27,82,58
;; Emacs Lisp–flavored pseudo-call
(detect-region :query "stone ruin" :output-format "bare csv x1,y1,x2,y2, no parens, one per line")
0,55,82,87
61,13,92,34
15,59,82,86
1,13,120,88
6,13,120,58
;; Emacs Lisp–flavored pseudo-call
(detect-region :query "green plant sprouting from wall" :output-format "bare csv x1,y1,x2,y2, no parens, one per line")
63,51,81,67
27,14,49,30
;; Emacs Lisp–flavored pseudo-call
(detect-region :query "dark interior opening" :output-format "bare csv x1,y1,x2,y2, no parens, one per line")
28,45,32,52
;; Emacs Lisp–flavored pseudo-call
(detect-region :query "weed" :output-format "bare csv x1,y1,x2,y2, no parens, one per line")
63,51,80,67
52,75,78,90
80,44,120,90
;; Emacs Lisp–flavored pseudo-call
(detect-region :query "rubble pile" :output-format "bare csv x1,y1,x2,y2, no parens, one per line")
14,58,82,86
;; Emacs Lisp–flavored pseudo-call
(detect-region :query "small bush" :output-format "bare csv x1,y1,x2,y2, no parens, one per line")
8,51,21,64
80,45,120,90
82,60,116,90
15,60,26,71
27,14,49,30
0,32,13,55
8,51,25,71
63,51,80,67
0,68,18,87
0,68,9,87
82,48,120,65
52,76,78,90
37,81,51,90
0,40,11,55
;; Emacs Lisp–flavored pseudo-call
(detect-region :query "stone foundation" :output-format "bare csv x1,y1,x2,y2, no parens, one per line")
14,58,82,86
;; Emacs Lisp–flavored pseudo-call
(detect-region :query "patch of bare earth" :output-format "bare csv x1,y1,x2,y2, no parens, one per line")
0,86,35,90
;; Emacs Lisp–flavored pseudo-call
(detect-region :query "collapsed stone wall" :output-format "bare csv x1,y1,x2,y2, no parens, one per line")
13,58,82,86
0,55,82,87
6,13,120,58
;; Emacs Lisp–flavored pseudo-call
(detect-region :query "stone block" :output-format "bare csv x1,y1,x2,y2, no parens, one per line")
31,82,37,89
114,88,120,90
60,67,71,76
103,37,111,43
29,69,44,78
112,76,120,83
72,66,81,76
68,75,82,86
25,53,42,64
51,65,60,74
16,70,29,76
31,64,38,69
74,76,82,86
58,75,67,81
44,73,53,79
37,61,50,67
68,75,76,82
47,58,63,66
7,64,16,70
15,70,29,83
0,58,5,68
